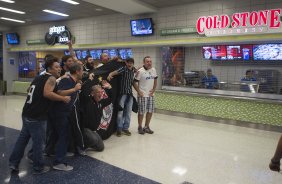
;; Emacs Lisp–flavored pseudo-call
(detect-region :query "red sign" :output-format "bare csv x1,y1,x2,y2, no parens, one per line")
196,9,282,36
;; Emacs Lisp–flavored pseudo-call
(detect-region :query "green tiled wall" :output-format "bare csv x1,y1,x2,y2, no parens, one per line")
155,92,282,126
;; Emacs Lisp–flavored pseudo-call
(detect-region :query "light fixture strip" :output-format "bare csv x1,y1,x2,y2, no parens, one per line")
0,0,15,3
60,0,79,5
0,7,25,14
0,17,25,23
42,9,69,17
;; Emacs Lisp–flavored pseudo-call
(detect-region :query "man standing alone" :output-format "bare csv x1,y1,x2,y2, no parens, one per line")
134,56,158,134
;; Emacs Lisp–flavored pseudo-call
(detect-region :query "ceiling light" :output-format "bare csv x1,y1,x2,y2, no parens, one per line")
0,17,25,23
42,9,69,17
60,0,79,5
0,7,25,14
0,0,15,3
95,8,102,11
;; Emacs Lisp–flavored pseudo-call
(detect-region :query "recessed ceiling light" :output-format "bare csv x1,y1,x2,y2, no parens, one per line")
95,8,102,11
0,17,25,23
60,0,79,5
0,0,15,3
42,9,69,17
0,7,25,14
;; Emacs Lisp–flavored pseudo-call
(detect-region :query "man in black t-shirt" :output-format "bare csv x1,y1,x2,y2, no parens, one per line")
51,63,83,171
9,57,70,175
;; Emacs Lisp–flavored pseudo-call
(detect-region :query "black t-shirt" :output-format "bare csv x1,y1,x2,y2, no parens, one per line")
22,74,53,120
53,76,78,112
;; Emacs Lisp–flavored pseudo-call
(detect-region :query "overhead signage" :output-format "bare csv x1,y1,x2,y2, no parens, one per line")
26,39,46,45
160,27,197,36
196,9,282,37
45,26,71,45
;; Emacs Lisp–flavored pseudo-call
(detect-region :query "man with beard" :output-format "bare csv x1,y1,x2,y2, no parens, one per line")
9,57,71,174
84,55,94,71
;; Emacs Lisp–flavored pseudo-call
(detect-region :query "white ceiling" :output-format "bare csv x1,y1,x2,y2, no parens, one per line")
0,0,208,30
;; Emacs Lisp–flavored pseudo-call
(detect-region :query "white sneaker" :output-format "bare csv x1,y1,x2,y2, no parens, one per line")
53,163,73,171
66,152,74,157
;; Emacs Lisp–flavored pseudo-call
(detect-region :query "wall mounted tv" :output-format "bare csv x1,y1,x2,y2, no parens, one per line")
6,33,20,45
253,44,282,61
202,45,227,60
226,45,253,61
118,49,133,59
89,49,103,60
81,50,89,59
64,50,70,55
130,18,153,36
109,49,118,59
75,50,82,60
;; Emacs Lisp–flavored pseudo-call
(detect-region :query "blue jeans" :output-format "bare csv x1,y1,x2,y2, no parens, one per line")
9,116,47,171
117,95,133,130
53,111,71,165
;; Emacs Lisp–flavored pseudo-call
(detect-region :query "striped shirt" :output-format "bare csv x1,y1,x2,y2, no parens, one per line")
117,66,134,95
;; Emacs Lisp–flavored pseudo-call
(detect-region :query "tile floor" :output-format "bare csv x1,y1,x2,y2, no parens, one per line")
0,95,281,184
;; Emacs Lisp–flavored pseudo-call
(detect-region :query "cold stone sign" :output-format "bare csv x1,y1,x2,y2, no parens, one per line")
45,26,72,45
196,8,282,37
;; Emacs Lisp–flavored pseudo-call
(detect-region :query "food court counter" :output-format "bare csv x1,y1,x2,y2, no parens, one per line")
155,87,282,127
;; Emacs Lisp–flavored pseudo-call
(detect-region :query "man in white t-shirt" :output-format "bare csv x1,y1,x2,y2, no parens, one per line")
133,56,158,134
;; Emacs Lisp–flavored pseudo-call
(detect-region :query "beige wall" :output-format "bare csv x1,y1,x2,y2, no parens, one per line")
3,0,282,92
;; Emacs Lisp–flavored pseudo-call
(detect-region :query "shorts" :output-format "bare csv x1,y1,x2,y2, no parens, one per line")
137,96,155,115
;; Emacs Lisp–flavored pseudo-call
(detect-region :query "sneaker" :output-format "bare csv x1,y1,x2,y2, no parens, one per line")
77,147,87,156
122,130,131,136
116,130,122,137
138,126,145,135
143,127,154,134
33,166,50,175
66,152,74,157
9,164,19,172
53,163,73,171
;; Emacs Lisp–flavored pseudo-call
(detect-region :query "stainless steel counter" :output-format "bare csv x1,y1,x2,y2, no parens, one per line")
160,86,282,104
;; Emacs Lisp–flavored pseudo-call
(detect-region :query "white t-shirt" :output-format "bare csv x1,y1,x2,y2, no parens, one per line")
135,66,158,97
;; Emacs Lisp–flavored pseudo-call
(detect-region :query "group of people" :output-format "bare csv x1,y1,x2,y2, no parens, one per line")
8,42,158,174
8,42,281,175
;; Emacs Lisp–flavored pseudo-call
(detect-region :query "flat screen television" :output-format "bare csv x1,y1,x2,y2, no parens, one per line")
81,50,88,59
102,49,109,55
6,33,20,45
126,49,133,58
118,49,133,59
202,46,213,60
253,44,282,60
96,49,102,59
75,50,82,60
227,45,241,60
89,50,96,59
130,18,153,36
241,45,253,61
109,49,118,59
202,46,227,60
64,50,70,56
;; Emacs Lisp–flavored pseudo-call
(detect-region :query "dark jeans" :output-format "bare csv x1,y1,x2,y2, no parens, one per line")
83,128,104,151
9,116,47,171
45,111,57,155
53,111,71,165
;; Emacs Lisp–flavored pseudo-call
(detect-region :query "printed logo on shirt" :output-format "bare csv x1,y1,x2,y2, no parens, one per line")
98,104,113,130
